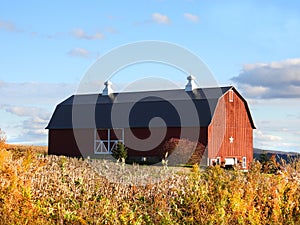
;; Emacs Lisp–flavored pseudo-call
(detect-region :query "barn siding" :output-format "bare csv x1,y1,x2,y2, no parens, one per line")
208,90,253,169
48,127,208,162
48,129,94,157
126,127,207,157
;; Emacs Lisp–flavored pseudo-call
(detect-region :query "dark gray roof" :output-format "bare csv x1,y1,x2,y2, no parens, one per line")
46,86,254,129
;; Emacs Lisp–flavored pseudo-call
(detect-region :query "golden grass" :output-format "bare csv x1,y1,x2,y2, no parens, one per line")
0,144,299,224
6,144,47,155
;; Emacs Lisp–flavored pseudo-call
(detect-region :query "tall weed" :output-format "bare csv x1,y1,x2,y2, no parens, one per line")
0,145,299,224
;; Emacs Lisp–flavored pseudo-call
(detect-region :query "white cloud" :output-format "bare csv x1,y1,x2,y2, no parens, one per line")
0,19,111,41
0,81,76,106
105,27,118,34
247,97,300,152
3,106,50,144
183,13,199,23
253,130,288,151
0,20,20,32
152,13,171,25
293,131,300,136
0,18,113,42
237,84,269,98
68,48,91,58
71,28,104,40
0,81,77,144
232,58,300,98
5,106,50,120
254,130,282,142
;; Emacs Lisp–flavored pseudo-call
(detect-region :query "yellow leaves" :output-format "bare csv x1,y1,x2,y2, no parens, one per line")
191,164,199,174
0,128,6,150
21,147,35,170
0,149,12,171
0,147,300,224
0,147,50,224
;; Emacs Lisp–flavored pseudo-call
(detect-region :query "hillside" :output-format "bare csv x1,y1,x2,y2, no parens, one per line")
254,148,300,162
6,144,48,155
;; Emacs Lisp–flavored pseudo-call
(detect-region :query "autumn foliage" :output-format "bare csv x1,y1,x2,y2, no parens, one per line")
163,138,206,165
0,143,299,224
0,128,6,149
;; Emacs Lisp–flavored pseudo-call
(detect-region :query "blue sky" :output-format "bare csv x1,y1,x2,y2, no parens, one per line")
0,0,300,152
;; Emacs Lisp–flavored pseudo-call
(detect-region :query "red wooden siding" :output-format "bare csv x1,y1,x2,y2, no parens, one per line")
97,129,123,140
48,127,208,161
48,129,94,157
208,90,253,169
126,127,207,157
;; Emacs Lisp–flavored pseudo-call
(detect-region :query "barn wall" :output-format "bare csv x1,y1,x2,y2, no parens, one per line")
125,127,207,157
48,129,94,157
48,127,208,163
208,90,253,169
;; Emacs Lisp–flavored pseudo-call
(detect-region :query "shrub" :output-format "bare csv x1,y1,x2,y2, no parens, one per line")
112,142,128,160
0,148,48,224
162,138,206,165
261,154,282,174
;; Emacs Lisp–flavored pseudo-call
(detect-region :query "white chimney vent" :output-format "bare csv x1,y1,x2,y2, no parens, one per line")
102,80,113,96
185,75,197,91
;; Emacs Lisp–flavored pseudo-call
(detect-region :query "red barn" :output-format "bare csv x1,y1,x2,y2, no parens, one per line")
46,76,255,169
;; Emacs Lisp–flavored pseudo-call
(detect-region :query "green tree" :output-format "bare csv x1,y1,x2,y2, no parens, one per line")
112,142,127,160
259,151,269,164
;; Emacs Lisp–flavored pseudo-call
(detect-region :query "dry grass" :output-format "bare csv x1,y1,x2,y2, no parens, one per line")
0,144,299,224
6,144,47,156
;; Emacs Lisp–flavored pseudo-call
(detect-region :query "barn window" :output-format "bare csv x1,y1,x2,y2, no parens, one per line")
216,157,221,165
94,128,124,154
229,90,234,102
242,157,246,168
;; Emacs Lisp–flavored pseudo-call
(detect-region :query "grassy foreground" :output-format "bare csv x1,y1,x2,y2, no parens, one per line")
0,144,299,224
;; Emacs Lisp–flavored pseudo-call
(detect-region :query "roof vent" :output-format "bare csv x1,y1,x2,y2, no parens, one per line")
185,75,197,91
102,80,113,96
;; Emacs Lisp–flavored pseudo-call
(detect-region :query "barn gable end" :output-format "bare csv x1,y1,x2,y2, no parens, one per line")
208,87,255,170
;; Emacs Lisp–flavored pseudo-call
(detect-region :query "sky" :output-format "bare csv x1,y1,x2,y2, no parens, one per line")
0,0,300,152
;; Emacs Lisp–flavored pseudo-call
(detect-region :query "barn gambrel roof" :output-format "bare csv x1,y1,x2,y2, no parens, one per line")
46,86,255,129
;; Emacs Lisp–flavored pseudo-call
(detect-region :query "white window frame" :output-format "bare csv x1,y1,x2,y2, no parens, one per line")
210,158,217,166
94,128,124,154
242,157,246,168
229,89,234,102
225,158,235,165
216,157,221,165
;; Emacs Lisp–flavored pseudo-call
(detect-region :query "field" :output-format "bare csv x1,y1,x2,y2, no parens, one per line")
0,142,299,224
